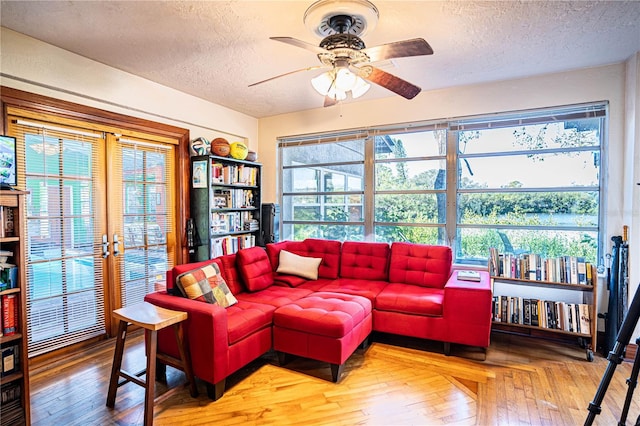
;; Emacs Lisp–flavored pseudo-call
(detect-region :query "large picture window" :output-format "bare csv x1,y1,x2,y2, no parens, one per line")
278,103,606,266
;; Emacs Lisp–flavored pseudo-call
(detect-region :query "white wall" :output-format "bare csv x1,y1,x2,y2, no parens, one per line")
626,53,640,339
259,62,635,338
0,27,258,148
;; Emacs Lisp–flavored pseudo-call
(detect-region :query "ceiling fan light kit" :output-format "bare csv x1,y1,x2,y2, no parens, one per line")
311,67,371,100
250,0,434,107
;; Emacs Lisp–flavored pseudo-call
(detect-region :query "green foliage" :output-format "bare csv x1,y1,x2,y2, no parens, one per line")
290,126,600,264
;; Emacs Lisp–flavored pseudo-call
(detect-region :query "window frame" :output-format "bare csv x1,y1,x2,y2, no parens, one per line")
278,102,607,266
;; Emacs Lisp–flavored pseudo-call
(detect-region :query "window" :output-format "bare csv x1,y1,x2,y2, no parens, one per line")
279,103,606,266
281,138,366,241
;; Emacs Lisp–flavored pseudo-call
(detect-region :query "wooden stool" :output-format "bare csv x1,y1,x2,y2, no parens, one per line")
106,302,198,425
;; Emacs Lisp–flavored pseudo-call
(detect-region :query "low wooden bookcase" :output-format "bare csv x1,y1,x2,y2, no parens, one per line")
491,272,598,361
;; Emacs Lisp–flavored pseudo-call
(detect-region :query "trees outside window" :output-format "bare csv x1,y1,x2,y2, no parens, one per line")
279,103,605,265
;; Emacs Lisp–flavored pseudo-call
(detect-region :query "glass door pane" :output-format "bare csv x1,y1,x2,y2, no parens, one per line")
15,124,106,357
112,137,174,308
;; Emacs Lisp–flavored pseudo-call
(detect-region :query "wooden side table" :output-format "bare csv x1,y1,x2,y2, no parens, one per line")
106,302,198,425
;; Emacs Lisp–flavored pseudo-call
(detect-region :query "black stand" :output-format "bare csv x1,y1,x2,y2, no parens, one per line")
585,283,640,425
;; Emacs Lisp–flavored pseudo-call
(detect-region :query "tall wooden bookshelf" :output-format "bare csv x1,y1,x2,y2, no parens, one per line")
0,190,30,424
190,155,261,261
490,250,598,362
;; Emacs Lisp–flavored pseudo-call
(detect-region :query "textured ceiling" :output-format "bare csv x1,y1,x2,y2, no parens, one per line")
1,1,640,118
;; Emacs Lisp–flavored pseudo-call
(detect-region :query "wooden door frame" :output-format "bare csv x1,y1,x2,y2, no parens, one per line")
1,86,191,337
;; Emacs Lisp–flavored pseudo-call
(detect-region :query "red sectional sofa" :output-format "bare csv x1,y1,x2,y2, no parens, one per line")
144,238,492,400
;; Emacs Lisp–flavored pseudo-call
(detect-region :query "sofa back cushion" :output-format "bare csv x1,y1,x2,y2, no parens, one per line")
388,242,452,289
236,247,275,292
266,239,341,280
218,253,246,294
340,241,390,281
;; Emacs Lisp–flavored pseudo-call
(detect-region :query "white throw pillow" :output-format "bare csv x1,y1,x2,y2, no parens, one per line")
276,250,322,280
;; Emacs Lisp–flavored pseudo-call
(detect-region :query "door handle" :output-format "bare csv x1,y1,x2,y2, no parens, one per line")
102,234,110,258
113,233,120,257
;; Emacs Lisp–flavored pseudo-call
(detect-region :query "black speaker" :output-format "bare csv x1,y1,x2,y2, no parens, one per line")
261,203,279,245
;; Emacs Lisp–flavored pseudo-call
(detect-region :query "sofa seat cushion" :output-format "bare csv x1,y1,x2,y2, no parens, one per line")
273,273,308,288
389,242,452,289
274,292,371,338
375,283,444,317
226,301,275,345
296,278,336,292
340,241,390,281
319,278,388,304
236,247,274,292
236,286,313,308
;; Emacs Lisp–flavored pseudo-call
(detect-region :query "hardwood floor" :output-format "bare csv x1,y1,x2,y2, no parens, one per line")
29,330,640,425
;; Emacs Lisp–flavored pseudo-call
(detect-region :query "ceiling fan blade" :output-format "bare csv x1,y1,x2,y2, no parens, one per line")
361,38,433,62
357,65,422,100
270,36,328,55
248,65,327,87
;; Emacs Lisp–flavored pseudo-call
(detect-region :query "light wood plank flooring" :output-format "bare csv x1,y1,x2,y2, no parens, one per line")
29,331,640,425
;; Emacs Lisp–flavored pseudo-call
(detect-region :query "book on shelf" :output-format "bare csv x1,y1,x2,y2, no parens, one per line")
211,161,259,186
492,295,590,334
2,293,18,336
0,381,24,424
0,206,15,237
0,381,21,403
1,343,19,377
457,270,481,282
488,248,595,285
211,233,256,257
211,211,258,234
0,264,18,291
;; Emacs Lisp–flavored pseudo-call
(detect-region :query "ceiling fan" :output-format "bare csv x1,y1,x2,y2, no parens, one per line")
249,0,433,107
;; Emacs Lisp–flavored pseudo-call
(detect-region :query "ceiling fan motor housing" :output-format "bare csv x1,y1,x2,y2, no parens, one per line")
304,0,379,38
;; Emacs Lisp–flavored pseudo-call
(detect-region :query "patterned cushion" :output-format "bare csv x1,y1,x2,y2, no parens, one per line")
175,263,238,307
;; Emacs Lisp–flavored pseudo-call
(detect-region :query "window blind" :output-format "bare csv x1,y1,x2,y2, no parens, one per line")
9,117,107,357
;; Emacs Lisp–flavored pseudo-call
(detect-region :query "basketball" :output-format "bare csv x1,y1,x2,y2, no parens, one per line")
229,142,248,160
245,150,257,162
211,138,230,157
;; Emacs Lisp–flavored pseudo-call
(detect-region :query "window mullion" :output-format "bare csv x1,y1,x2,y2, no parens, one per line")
364,136,375,240
446,130,457,247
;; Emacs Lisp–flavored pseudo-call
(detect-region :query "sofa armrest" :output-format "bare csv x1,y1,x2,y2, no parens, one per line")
443,271,492,322
442,270,493,347
144,291,230,385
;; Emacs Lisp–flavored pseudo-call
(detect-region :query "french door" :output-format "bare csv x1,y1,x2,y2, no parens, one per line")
8,113,177,356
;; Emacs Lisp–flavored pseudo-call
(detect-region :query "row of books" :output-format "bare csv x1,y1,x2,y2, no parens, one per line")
0,264,18,291
489,248,595,285
0,206,15,238
211,162,259,186
0,382,24,424
211,234,256,257
493,295,591,334
1,293,18,337
211,211,259,234
1,343,20,377
213,188,256,209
